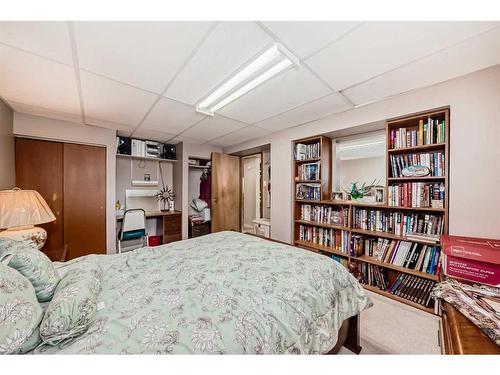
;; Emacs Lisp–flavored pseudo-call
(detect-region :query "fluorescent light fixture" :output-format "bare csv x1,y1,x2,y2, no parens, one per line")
196,43,299,116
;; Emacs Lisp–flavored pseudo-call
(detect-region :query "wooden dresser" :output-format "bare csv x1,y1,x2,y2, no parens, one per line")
440,301,500,354
163,211,182,243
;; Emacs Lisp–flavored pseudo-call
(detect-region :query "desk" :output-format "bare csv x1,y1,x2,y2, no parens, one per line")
440,301,500,354
116,210,182,244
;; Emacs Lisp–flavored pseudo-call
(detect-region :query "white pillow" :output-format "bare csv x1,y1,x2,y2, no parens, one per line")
190,198,208,212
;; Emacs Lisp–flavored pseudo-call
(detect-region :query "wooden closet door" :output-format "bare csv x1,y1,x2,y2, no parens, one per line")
15,138,64,261
63,143,106,259
211,153,240,232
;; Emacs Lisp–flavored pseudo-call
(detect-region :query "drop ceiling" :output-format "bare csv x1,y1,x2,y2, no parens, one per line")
0,21,499,147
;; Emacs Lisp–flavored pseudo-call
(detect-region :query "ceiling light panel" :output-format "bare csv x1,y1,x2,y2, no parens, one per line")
196,43,300,116
219,66,331,124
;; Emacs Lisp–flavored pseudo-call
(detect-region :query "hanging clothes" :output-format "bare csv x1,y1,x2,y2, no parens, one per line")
199,170,211,207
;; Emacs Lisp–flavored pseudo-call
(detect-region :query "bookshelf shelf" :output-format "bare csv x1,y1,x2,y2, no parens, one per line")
117,154,177,163
350,228,439,245
294,180,321,183
361,284,435,314
294,157,321,163
294,240,349,258
387,143,445,154
354,255,439,281
292,107,450,315
387,176,445,182
294,220,349,231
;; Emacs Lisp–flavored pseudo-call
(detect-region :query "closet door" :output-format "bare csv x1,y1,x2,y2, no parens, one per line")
15,138,64,261
211,153,240,232
63,143,106,259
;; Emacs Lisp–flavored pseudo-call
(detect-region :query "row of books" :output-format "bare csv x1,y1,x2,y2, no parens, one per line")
389,118,446,149
387,182,445,208
388,274,436,307
357,263,389,291
389,152,445,178
296,162,320,181
295,142,320,161
299,204,349,226
298,225,349,254
352,236,441,274
296,183,321,201
353,209,444,237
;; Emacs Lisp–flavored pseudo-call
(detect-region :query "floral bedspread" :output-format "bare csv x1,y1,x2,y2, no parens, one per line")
34,231,372,354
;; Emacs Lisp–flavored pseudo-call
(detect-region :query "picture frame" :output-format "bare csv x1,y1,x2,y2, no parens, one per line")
332,191,344,201
374,187,385,203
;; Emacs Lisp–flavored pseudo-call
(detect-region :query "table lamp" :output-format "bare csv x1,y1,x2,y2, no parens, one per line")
0,188,56,249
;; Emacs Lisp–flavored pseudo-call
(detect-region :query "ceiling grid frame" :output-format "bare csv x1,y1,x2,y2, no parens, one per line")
0,21,499,147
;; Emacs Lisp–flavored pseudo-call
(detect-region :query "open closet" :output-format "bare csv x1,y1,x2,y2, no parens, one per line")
188,157,212,238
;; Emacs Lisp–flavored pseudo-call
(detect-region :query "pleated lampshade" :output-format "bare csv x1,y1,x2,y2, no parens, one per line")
0,188,56,229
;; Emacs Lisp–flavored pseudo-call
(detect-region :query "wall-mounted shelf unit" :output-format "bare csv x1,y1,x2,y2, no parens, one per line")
292,108,450,315
117,154,177,163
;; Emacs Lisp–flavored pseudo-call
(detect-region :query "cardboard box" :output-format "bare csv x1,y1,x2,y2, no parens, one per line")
441,235,500,287
441,235,500,264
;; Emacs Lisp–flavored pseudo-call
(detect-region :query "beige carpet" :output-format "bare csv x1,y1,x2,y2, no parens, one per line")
339,289,441,354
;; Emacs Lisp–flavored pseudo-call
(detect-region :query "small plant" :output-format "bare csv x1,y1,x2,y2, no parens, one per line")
342,179,380,200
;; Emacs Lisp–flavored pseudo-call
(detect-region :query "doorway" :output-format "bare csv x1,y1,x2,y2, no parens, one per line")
241,154,262,233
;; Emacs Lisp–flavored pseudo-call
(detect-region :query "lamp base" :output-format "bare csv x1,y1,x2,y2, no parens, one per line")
0,226,47,250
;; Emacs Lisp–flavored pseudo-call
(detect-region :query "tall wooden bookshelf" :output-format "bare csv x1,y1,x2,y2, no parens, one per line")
292,108,450,314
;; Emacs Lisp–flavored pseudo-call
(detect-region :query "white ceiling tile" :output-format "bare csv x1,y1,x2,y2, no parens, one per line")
181,115,246,142
255,93,352,132
75,21,214,94
0,44,81,115
307,21,500,90
165,21,273,105
263,21,361,58
218,66,331,123
131,128,176,142
0,21,73,65
85,116,135,132
165,135,199,145
343,28,500,105
209,125,271,147
81,71,158,127
141,97,205,134
9,101,83,124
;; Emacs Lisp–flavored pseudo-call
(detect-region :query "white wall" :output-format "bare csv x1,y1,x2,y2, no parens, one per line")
13,113,118,253
0,100,14,190
225,65,500,242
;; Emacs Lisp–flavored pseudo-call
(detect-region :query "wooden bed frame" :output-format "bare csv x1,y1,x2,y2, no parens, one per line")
246,233,362,354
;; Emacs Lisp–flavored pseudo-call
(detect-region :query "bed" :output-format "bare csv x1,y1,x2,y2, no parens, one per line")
29,231,371,354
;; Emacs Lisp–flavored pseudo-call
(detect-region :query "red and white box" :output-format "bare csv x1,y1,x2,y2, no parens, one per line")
441,235,500,287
